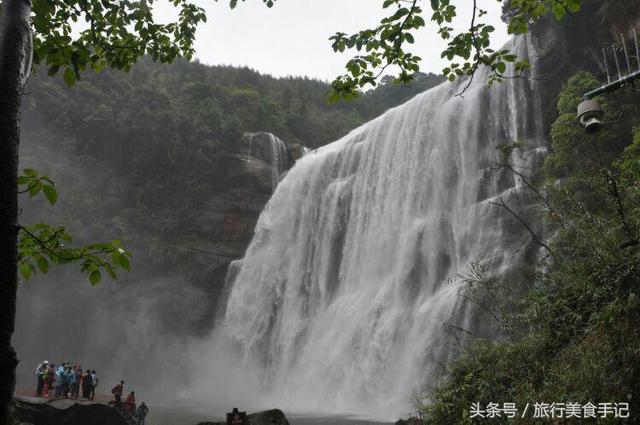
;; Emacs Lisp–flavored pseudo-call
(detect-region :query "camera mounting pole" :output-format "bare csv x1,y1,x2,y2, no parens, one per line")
577,29,640,133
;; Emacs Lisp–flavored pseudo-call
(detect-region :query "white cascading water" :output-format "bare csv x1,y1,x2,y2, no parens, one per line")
209,35,545,418
268,133,289,190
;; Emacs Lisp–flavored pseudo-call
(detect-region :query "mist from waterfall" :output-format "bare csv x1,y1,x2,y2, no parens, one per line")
201,35,545,419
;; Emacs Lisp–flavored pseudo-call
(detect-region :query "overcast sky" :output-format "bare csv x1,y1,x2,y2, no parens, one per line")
157,0,510,82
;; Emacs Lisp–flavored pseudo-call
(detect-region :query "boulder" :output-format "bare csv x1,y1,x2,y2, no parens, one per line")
248,409,290,425
11,396,128,425
287,143,309,163
394,418,423,425
197,408,290,425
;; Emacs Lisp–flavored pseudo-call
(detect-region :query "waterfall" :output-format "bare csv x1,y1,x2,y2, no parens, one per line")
268,133,288,191
208,36,545,418
247,133,254,162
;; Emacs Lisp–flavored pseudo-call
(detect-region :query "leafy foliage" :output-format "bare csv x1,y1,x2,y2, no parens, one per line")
330,0,581,99
329,0,425,100
17,169,131,285
17,168,57,205
26,0,279,88
30,0,208,86
421,73,640,423
18,222,131,286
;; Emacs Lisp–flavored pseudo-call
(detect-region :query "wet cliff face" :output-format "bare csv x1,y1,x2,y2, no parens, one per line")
167,131,305,321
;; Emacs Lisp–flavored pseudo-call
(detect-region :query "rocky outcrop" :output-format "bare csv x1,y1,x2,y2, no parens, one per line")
11,396,128,425
169,131,307,324
196,409,290,425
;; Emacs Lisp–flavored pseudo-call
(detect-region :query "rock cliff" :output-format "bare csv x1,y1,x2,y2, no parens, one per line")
167,131,306,320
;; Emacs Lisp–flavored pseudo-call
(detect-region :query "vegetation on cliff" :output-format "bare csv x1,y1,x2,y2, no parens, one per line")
422,73,640,423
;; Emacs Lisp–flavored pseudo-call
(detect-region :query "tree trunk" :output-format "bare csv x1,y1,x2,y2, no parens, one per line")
0,0,32,423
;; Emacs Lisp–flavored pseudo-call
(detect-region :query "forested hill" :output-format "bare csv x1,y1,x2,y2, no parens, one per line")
23,59,443,152
17,60,443,329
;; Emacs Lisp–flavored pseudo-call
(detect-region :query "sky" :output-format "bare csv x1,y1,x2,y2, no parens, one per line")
156,0,510,82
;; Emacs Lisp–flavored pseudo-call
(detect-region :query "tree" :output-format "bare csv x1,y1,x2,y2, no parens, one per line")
0,0,265,421
0,0,581,422
329,0,582,99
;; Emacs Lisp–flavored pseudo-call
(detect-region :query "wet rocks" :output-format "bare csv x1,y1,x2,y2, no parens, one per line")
196,408,290,425
11,396,128,425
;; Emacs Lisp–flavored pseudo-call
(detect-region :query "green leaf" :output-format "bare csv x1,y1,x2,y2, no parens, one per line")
42,184,58,205
63,67,76,87
551,3,565,20
28,181,42,197
566,0,581,12
119,255,131,271
20,263,33,281
89,270,102,286
37,257,50,274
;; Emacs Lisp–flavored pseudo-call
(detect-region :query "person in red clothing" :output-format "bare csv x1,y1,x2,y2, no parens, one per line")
124,391,136,416
111,380,124,407
42,363,55,397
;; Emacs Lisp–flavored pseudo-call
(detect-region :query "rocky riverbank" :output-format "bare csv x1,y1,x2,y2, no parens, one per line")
10,395,294,425
10,395,129,425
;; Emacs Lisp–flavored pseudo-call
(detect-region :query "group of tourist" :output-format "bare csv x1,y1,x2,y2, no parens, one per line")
35,360,99,400
34,361,149,425
110,380,149,425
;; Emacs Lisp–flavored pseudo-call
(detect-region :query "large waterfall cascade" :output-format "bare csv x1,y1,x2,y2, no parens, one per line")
208,36,546,419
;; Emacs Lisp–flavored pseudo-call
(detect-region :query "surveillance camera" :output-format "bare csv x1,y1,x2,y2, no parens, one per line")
577,99,603,134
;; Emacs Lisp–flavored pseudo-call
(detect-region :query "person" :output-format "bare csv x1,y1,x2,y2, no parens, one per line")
35,360,47,396
63,364,74,398
54,364,66,398
43,363,55,397
81,369,93,399
136,402,149,425
89,370,98,400
70,365,82,398
124,391,136,416
111,380,124,407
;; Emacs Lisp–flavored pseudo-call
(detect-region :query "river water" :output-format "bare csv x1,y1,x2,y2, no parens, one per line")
148,402,393,425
